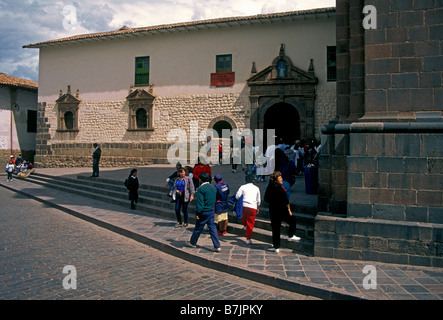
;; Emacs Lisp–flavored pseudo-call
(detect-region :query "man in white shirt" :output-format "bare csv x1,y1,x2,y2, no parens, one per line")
235,174,261,244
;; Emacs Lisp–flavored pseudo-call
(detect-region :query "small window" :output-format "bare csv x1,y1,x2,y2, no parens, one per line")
327,46,336,82
135,56,150,86
64,111,74,130
216,54,232,73
27,110,37,133
277,60,287,78
136,108,147,129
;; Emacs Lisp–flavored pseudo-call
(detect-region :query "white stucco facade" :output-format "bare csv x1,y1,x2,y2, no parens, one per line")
26,8,336,166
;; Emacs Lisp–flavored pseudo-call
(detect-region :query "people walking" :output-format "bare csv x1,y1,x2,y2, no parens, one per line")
264,171,300,253
235,173,261,244
91,143,101,177
170,167,195,228
186,172,221,252
214,174,230,236
126,169,139,210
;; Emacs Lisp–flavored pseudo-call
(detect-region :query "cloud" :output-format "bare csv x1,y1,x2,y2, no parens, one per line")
0,0,335,82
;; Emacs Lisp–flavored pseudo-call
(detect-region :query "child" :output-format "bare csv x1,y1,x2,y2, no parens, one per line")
5,160,15,181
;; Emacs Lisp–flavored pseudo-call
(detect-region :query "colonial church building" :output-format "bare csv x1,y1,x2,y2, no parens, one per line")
25,7,336,167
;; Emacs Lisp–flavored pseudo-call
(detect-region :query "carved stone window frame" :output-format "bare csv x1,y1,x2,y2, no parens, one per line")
56,86,80,132
126,88,155,131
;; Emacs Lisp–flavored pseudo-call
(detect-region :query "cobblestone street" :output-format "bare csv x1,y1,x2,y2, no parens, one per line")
0,187,316,301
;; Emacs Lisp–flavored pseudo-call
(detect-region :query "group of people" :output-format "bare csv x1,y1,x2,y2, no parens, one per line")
158,158,302,253
4,154,35,181
119,136,320,253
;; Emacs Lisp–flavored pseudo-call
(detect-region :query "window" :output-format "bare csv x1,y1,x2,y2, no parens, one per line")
277,60,287,78
126,88,155,131
27,110,37,133
216,54,232,73
136,108,148,129
56,86,80,132
64,111,74,130
135,56,150,86
327,46,336,82
212,54,235,86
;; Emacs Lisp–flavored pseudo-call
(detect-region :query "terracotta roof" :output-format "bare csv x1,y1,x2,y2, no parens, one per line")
23,7,335,49
0,72,38,90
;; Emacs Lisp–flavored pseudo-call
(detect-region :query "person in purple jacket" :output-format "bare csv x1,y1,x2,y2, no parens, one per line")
170,167,195,228
214,174,230,236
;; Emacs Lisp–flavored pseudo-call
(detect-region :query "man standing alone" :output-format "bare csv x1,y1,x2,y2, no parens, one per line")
91,143,101,177
186,172,221,252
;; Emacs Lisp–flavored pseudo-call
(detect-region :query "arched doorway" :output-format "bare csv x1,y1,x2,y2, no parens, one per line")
212,120,232,138
264,102,300,146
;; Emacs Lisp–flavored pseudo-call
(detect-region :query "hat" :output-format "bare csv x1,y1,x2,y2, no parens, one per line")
214,174,222,181
199,172,210,183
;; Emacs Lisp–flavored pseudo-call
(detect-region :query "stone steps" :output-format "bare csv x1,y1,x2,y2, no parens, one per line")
26,173,316,255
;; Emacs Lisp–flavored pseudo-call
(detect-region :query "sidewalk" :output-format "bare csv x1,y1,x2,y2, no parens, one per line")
1,165,443,300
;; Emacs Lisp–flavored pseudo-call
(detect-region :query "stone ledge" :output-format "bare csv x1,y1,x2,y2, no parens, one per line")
322,121,443,134
314,213,443,267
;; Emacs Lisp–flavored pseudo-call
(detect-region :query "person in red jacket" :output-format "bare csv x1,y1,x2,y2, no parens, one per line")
192,157,211,189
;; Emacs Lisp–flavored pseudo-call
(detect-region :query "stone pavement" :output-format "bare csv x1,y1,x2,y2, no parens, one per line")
1,165,443,300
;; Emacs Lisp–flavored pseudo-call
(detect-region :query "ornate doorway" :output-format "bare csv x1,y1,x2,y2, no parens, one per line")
247,44,317,143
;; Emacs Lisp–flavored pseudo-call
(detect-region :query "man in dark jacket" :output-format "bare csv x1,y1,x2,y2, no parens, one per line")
91,143,101,177
127,169,139,210
186,172,220,252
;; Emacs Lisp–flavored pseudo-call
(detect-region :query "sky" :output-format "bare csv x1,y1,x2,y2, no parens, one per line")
0,0,335,82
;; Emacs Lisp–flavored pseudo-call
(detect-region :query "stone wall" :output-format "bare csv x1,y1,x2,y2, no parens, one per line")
315,89,337,139
364,0,443,117
315,0,443,268
347,130,443,220
35,92,251,167
35,86,336,167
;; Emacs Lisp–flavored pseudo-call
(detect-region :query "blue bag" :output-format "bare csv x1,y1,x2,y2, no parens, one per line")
229,195,243,220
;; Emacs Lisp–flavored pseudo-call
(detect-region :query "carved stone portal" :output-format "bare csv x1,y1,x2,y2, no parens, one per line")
247,44,318,143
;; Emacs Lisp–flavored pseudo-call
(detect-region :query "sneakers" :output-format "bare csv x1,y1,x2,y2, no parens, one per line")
245,239,252,245
288,235,301,242
273,248,280,253
212,247,221,252
174,222,182,228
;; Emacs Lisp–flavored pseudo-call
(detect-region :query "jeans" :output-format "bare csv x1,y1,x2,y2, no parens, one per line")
190,211,220,249
175,196,189,224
